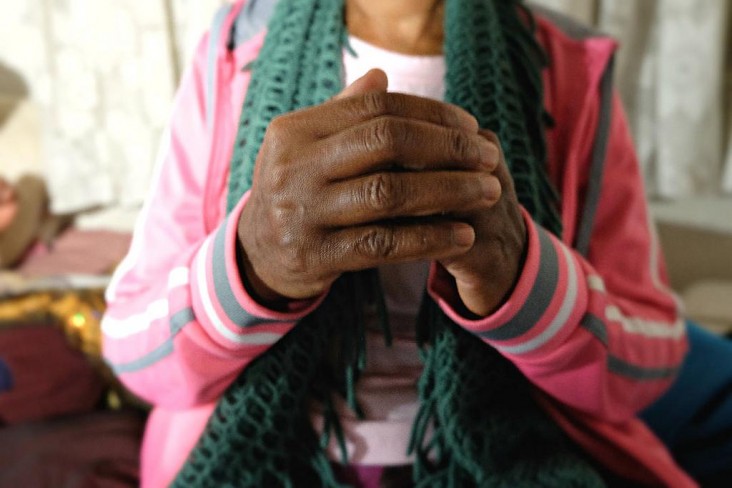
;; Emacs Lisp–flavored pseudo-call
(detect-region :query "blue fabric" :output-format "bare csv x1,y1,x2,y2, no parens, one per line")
642,321,732,479
0,358,12,393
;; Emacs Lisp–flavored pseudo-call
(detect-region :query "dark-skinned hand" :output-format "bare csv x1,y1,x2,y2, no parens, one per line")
237,69,526,317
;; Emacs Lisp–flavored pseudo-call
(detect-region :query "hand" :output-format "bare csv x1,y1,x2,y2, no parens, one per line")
237,70,501,302
439,130,527,317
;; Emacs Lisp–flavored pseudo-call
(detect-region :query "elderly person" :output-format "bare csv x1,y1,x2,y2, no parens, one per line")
103,1,724,486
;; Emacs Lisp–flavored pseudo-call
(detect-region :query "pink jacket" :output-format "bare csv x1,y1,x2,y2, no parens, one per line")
102,3,694,487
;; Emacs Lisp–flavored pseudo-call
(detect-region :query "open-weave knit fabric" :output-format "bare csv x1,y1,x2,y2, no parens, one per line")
173,0,607,486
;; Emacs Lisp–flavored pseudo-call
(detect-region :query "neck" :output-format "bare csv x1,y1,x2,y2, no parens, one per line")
345,0,445,55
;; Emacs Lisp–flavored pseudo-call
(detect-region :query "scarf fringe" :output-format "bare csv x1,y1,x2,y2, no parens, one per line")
173,1,606,486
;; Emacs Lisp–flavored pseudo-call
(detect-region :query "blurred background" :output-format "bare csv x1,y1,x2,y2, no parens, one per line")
0,0,730,485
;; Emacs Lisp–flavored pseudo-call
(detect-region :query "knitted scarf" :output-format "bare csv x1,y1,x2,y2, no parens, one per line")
174,0,607,486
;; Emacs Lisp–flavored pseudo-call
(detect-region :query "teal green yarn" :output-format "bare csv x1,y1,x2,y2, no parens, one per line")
226,0,345,212
174,0,606,486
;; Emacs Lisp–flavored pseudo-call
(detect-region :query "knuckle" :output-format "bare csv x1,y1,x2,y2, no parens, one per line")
429,103,454,128
361,91,389,117
368,117,399,155
262,118,295,164
275,230,310,274
266,115,288,140
448,129,477,161
268,204,291,233
362,172,404,212
356,228,399,259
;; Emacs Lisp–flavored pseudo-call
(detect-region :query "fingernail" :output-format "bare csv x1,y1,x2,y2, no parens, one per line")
453,224,475,247
481,176,501,200
461,114,479,132
478,139,499,167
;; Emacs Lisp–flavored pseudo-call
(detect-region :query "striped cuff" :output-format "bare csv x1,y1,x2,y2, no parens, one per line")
190,191,325,349
429,208,587,358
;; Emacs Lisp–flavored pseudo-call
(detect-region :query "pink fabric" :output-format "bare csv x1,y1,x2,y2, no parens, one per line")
102,3,693,487
18,229,132,278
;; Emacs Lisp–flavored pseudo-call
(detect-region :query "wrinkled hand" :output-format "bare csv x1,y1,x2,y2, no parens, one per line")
238,69,525,314
438,130,527,317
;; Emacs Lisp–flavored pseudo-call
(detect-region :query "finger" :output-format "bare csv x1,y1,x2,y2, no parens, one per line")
478,129,518,194
323,221,475,271
333,69,388,100
320,171,501,227
478,129,507,173
286,90,479,138
313,116,499,179
478,129,500,146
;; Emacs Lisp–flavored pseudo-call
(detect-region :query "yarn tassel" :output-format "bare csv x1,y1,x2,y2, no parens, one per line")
173,0,606,486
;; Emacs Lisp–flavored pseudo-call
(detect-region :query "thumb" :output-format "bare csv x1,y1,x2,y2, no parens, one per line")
334,68,388,100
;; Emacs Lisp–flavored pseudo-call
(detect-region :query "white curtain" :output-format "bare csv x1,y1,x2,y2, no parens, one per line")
171,0,227,79
0,0,177,213
533,0,732,198
0,0,225,214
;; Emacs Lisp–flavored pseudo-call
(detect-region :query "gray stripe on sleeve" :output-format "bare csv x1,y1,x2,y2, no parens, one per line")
582,313,679,381
580,313,608,346
211,219,280,328
110,307,196,374
479,227,559,341
608,356,681,381
494,244,579,355
111,340,173,375
574,55,615,257
170,307,197,335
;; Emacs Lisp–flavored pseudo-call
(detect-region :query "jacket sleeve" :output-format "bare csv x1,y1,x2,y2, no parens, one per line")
101,36,321,409
428,94,687,424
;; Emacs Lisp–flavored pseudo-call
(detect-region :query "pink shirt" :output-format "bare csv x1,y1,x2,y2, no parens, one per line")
102,3,694,486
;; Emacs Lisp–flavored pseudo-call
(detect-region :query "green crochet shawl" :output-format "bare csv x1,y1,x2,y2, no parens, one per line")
174,0,607,486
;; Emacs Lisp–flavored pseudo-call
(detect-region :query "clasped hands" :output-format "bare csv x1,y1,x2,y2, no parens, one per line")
238,69,527,317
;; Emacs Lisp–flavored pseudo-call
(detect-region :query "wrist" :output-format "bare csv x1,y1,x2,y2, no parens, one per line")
235,236,292,310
